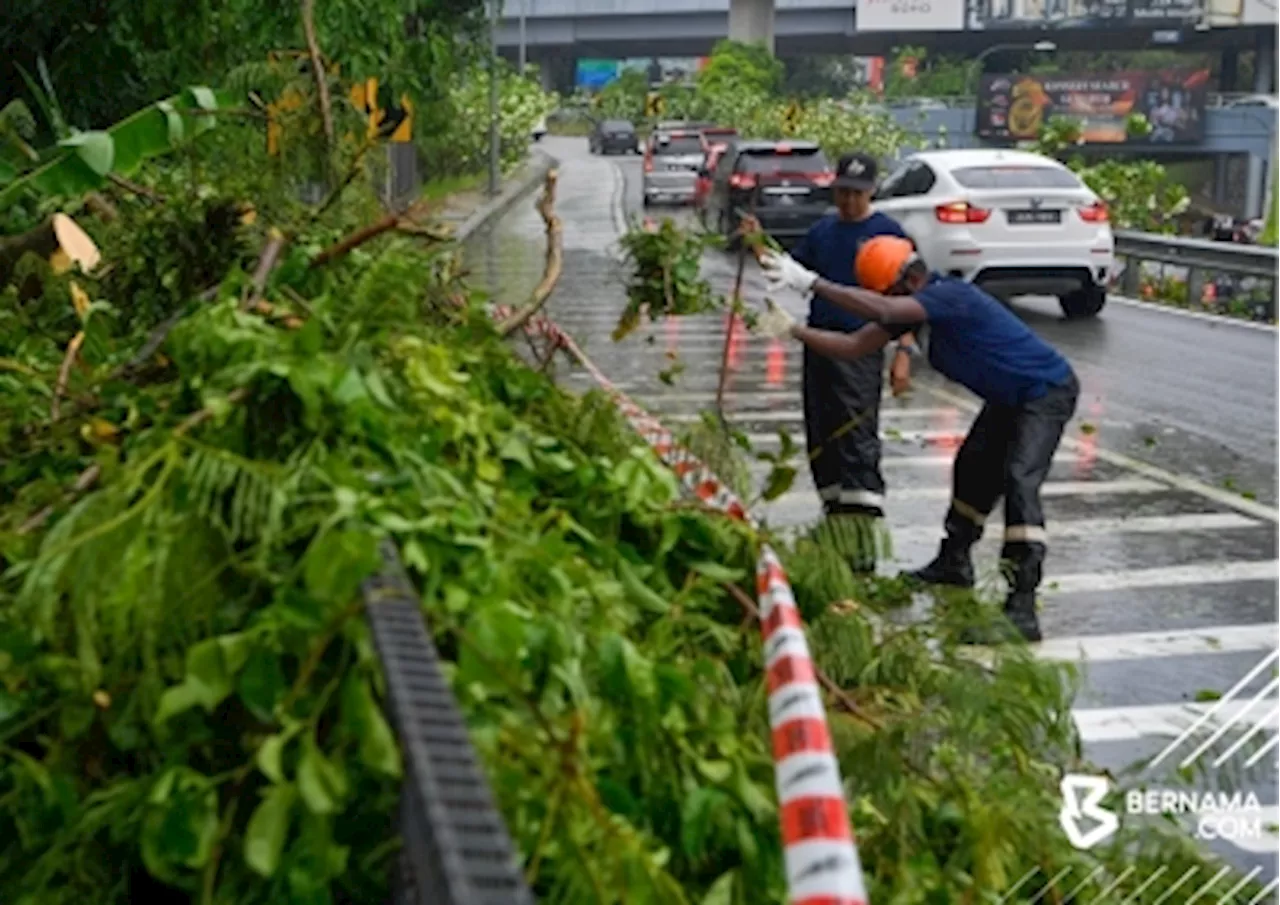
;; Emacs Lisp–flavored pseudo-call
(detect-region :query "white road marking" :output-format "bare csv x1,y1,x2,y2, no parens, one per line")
1073,698,1280,743
1110,293,1278,334
746,429,966,446
918,381,1280,524
764,478,1166,510
1034,624,1279,663
666,408,954,424
1051,560,1279,594
892,512,1263,545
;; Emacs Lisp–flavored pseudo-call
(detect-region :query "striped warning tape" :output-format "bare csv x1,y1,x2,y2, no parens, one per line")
488,301,869,905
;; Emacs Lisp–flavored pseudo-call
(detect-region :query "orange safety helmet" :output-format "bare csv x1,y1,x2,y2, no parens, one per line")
855,235,918,293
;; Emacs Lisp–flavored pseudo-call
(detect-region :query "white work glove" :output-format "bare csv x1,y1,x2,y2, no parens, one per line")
759,249,818,296
753,299,796,339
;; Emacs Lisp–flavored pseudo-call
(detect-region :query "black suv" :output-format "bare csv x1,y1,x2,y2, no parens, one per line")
704,140,834,248
589,119,639,155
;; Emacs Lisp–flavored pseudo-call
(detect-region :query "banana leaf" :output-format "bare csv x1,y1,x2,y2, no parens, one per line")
0,86,238,211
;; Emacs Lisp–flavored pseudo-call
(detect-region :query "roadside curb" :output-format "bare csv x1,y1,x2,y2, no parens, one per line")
1109,294,1277,333
452,149,557,245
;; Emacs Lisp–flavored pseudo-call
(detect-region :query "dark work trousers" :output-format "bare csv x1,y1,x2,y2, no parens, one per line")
941,372,1080,595
802,345,886,519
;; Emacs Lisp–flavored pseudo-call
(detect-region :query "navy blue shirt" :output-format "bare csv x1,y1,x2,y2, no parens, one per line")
792,212,907,332
913,276,1073,407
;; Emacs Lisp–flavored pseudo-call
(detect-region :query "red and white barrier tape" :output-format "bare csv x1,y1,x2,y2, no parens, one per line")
489,301,869,905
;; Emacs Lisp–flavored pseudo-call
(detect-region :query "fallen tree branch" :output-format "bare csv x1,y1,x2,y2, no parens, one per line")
84,192,119,223
300,0,335,152
241,229,289,310
51,331,86,421
313,134,379,218
108,173,164,203
174,386,252,438
497,169,562,339
308,201,428,270
17,463,103,536
722,581,881,730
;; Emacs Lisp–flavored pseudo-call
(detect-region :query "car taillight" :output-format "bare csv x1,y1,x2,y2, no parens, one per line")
935,201,990,224
1078,201,1109,223
729,173,757,190
812,172,835,187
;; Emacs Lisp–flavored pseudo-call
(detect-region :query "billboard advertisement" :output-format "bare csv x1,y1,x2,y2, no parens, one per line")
1206,0,1278,25
964,0,1197,28
976,69,1210,144
857,0,966,31
575,59,618,90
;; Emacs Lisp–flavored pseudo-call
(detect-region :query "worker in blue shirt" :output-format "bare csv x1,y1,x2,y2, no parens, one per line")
753,236,1080,643
743,152,916,573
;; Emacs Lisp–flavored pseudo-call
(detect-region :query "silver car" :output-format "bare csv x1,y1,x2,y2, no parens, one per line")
642,131,705,207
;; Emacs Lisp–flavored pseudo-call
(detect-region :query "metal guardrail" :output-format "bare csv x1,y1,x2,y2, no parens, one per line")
1113,229,1278,318
364,542,536,905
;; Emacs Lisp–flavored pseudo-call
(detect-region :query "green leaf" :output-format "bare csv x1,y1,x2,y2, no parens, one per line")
58,131,114,176
238,648,286,719
244,784,296,878
457,603,527,690
154,633,251,724
499,433,534,470
761,464,797,501
186,86,218,133
297,739,347,815
689,561,741,584
701,871,737,905
303,527,381,606
141,768,220,879
156,100,185,144
340,675,401,778
109,109,168,175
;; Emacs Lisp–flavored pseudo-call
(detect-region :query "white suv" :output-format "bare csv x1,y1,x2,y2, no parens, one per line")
874,149,1114,319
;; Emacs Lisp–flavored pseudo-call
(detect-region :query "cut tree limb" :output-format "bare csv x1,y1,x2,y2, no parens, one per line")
497,169,563,339
308,201,428,269
0,213,101,286
51,331,85,421
241,229,288,310
300,0,335,152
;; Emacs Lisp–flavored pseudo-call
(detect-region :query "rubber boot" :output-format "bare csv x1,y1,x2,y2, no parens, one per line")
1001,541,1046,643
1003,591,1042,643
904,535,976,588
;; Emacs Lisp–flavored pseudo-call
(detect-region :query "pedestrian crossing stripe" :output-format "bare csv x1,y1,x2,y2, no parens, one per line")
1029,624,1274,663
892,512,1262,544
766,479,1165,509
664,408,955,424
1052,560,1278,594
1073,698,1280,744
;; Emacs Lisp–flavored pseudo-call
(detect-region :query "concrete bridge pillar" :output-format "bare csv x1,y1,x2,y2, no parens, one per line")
728,0,775,54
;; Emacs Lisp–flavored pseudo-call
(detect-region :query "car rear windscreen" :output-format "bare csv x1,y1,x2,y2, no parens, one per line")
654,135,703,155
740,150,828,172
603,120,633,132
950,165,1082,189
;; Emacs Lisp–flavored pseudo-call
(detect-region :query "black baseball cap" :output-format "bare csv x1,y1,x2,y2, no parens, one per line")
833,152,878,191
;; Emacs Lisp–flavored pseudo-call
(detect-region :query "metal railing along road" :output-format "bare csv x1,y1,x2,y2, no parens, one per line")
1112,229,1279,320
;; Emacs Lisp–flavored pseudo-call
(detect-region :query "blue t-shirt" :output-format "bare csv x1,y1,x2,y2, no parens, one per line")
913,276,1073,407
792,212,907,332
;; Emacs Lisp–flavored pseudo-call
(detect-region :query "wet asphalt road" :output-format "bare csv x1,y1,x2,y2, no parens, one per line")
466,137,1280,892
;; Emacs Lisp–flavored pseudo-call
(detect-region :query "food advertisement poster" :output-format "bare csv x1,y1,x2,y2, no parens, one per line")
976,69,1210,144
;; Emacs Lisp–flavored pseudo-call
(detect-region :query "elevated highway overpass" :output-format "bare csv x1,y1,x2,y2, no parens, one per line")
498,0,1277,60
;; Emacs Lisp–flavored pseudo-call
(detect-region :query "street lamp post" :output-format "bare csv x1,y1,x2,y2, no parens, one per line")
518,0,527,74
966,40,1056,134
488,0,500,197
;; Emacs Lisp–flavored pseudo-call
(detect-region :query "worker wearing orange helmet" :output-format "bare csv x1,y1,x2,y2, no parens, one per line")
753,236,1079,644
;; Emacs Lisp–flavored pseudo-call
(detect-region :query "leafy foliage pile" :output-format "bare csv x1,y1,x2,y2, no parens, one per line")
1,65,1270,905
613,218,725,341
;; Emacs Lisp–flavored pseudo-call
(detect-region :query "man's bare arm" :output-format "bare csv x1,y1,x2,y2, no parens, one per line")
789,322,896,361
810,277,929,325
